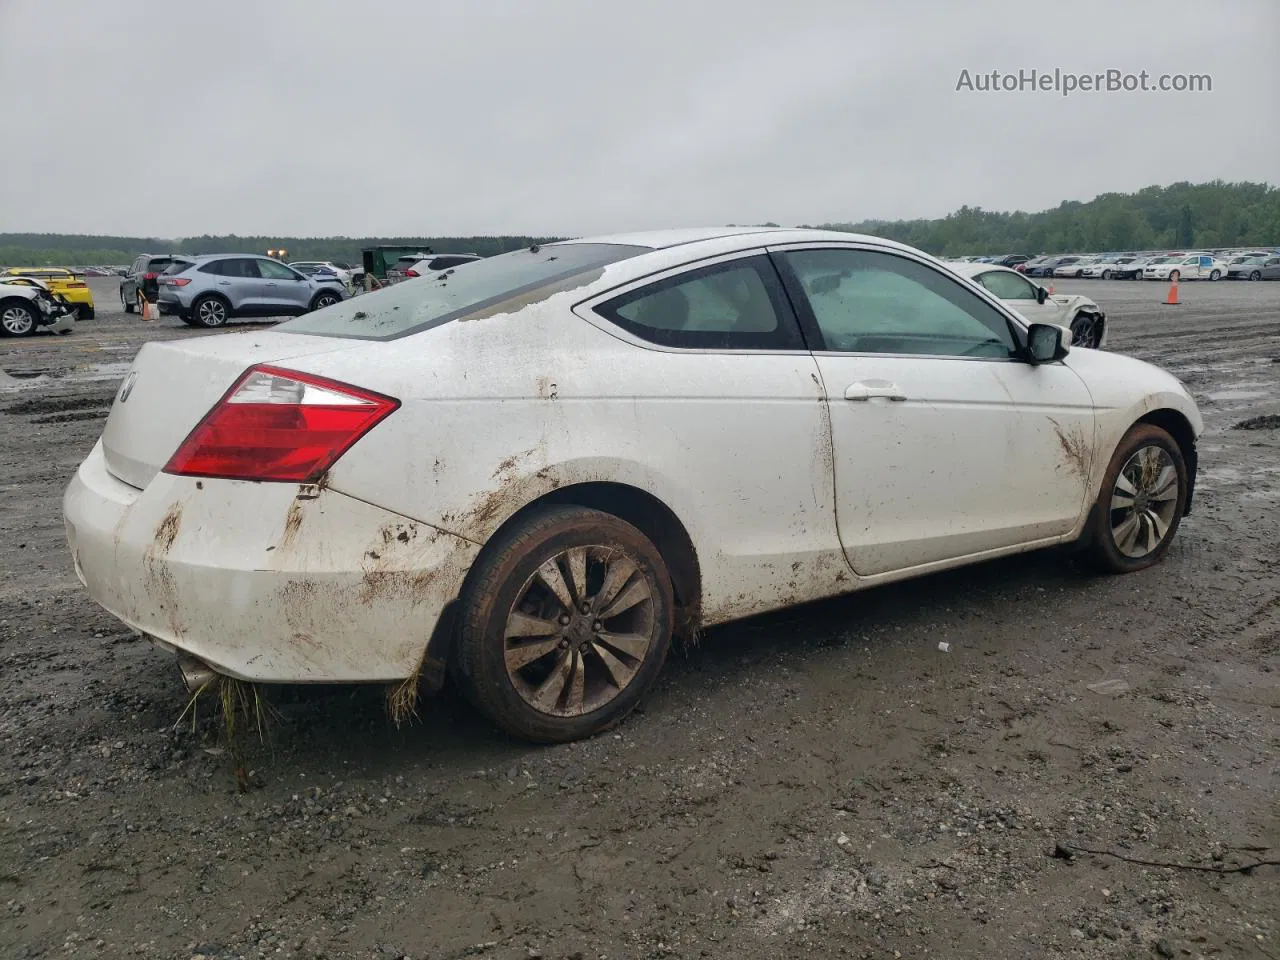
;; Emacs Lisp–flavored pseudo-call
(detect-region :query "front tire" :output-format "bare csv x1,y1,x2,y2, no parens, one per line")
1079,424,1187,574
0,302,38,337
1069,313,1103,348
1169,270,1180,282
1250,270,1261,281
454,505,674,743
1101,270,1112,280
192,295,230,328
310,291,341,311
1209,269,1221,281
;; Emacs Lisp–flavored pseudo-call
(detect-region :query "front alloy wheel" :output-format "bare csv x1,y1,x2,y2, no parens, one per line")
1080,423,1187,573
1,302,37,336
1069,313,1103,348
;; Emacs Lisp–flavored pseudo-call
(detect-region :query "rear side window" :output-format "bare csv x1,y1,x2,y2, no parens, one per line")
200,258,259,278
278,243,649,341
596,256,802,350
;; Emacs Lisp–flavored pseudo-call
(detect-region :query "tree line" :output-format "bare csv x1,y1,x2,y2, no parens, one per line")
809,180,1280,256
3,180,1277,267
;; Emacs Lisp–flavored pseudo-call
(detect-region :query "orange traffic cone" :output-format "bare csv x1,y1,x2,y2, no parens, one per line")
1162,278,1180,306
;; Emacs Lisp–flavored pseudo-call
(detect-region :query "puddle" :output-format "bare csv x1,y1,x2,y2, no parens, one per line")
73,361,133,382
1205,382,1271,402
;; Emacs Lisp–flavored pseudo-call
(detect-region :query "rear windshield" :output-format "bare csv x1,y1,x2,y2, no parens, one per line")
278,242,649,341
155,258,189,274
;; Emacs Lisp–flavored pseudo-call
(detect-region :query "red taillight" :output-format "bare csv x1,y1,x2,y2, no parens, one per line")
144,272,157,279
404,269,419,278
163,365,399,482
164,277,191,286
66,281,87,288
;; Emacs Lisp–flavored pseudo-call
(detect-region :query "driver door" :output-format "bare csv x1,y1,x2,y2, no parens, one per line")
772,245,1097,577
256,259,310,312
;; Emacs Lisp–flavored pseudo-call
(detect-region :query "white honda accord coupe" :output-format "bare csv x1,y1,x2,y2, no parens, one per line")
64,227,1202,743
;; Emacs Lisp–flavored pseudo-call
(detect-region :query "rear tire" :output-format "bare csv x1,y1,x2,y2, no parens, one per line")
122,292,135,314
454,505,674,743
1169,270,1180,282
1079,424,1187,574
192,295,230,328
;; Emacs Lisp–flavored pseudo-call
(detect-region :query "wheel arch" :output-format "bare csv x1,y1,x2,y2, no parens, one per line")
1135,408,1197,516
420,480,703,693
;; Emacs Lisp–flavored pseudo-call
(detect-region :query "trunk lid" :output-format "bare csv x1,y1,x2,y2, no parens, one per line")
101,331,353,489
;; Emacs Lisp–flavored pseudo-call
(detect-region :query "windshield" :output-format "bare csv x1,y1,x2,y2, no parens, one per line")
279,242,649,340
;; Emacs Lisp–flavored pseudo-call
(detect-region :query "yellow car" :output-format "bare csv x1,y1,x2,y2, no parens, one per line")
2,268,95,319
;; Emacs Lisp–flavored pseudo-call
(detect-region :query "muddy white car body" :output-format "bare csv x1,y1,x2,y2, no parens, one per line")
948,262,1108,349
64,227,1202,740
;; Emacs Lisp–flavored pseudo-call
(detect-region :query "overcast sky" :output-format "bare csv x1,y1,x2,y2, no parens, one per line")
1,0,1276,238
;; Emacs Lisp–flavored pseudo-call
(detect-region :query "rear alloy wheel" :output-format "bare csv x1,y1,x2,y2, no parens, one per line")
1080,423,1187,573
1250,271,1262,281
455,505,673,743
1169,270,1181,282
0,302,37,337
310,291,340,311
192,295,229,328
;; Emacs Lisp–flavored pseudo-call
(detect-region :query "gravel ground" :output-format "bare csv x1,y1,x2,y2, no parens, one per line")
1,277,1277,960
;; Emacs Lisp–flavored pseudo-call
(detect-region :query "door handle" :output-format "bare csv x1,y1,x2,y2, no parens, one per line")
265,282,278,287
217,280,231,286
844,380,906,402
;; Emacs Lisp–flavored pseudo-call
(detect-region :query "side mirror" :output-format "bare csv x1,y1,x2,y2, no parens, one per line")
1035,285,1048,304
1026,323,1068,364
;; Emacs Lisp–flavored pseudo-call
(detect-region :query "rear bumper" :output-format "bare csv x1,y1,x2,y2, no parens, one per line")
63,441,480,683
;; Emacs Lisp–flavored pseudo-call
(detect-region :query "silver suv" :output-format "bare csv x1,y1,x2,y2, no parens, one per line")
157,255,349,328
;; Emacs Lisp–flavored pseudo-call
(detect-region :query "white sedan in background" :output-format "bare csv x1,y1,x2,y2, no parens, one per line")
950,262,1108,349
288,261,354,285
64,228,1201,743
1143,253,1227,281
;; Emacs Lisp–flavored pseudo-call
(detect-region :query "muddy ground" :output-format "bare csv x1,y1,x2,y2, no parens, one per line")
1,276,1277,960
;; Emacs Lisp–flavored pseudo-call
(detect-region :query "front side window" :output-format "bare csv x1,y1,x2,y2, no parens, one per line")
974,269,1036,300
595,256,802,350
257,259,299,281
782,248,1017,359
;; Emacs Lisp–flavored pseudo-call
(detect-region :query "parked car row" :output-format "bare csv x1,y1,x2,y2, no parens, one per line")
948,248,1280,281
